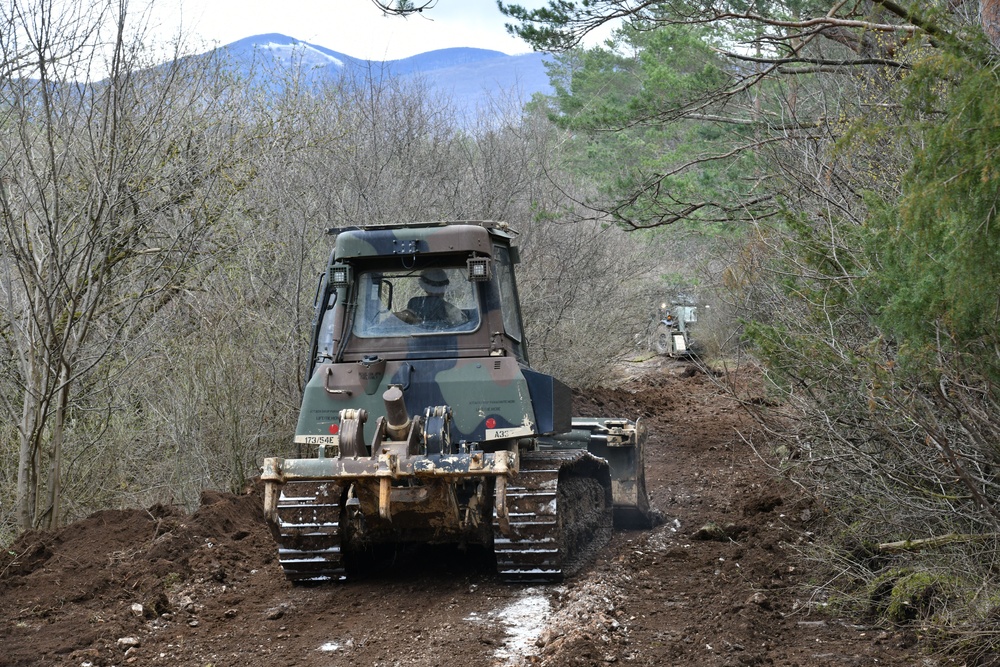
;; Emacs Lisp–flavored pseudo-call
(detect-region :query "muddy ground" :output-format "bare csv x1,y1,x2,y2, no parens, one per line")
0,358,934,666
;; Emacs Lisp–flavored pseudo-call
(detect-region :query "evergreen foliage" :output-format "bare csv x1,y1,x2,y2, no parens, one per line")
869,50,1000,382
527,20,769,229
505,0,1000,655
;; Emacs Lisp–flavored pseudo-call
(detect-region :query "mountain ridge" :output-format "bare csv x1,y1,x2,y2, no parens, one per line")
213,33,552,116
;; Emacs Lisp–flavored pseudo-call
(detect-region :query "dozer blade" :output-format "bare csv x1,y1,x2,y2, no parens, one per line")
543,417,656,529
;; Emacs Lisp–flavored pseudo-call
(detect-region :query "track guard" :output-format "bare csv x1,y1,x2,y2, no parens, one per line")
493,450,612,583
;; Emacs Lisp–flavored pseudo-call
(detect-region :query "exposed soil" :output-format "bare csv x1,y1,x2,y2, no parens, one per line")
0,358,931,667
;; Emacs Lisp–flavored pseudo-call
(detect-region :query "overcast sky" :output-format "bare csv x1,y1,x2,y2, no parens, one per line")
150,0,544,61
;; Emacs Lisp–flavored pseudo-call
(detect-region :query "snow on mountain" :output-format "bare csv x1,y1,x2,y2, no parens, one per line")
259,40,345,68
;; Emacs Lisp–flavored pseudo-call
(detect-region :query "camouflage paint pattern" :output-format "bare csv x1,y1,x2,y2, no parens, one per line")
296,357,540,449
294,221,551,456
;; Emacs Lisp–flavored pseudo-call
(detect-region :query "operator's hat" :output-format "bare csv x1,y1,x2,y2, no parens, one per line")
419,268,450,295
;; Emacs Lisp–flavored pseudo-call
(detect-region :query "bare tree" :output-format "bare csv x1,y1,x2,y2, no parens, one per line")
0,0,252,530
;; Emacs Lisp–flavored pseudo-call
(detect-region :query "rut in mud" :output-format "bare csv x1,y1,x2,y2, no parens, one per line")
0,358,927,667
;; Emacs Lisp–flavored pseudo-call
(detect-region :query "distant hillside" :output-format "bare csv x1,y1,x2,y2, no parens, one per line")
214,33,553,118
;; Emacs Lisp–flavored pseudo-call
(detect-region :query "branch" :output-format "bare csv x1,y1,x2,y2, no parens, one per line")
871,0,958,46
709,10,916,35
501,0,920,52
686,113,830,132
715,48,910,71
370,0,437,17
878,532,1000,553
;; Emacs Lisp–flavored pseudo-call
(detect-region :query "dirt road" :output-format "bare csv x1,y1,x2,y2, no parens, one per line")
0,359,924,666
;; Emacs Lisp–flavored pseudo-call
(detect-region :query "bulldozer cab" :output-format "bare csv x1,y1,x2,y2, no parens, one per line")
295,221,575,454
308,222,528,374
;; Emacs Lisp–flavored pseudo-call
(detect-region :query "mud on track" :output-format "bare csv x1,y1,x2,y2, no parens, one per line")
0,358,925,667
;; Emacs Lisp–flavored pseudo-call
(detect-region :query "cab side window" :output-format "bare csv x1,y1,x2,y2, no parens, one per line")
493,246,526,361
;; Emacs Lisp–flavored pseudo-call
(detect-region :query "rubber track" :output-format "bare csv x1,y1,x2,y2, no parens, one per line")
493,450,608,583
274,481,346,583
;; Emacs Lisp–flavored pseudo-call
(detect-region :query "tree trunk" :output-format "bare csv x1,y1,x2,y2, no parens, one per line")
983,0,1000,46
45,363,71,530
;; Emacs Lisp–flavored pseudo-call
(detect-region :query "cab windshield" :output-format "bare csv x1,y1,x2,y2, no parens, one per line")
352,267,480,337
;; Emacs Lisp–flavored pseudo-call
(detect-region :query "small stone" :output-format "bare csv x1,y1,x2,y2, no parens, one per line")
130,603,144,617
692,522,727,541
187,619,200,627
117,637,141,649
265,607,285,620
224,608,238,619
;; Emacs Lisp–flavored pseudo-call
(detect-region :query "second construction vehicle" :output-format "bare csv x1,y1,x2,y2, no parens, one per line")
653,300,699,358
262,221,653,583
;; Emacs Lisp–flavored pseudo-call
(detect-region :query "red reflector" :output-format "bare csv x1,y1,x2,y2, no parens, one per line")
329,423,339,435
485,418,496,429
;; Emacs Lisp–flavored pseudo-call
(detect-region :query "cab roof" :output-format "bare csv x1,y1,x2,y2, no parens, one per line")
330,221,517,261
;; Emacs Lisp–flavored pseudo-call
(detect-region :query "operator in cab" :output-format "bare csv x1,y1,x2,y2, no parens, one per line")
398,268,467,327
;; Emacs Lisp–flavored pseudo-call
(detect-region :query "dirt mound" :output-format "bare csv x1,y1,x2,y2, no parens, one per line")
0,359,923,667
0,486,276,666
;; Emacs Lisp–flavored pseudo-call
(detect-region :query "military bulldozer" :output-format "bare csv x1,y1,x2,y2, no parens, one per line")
262,221,653,584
